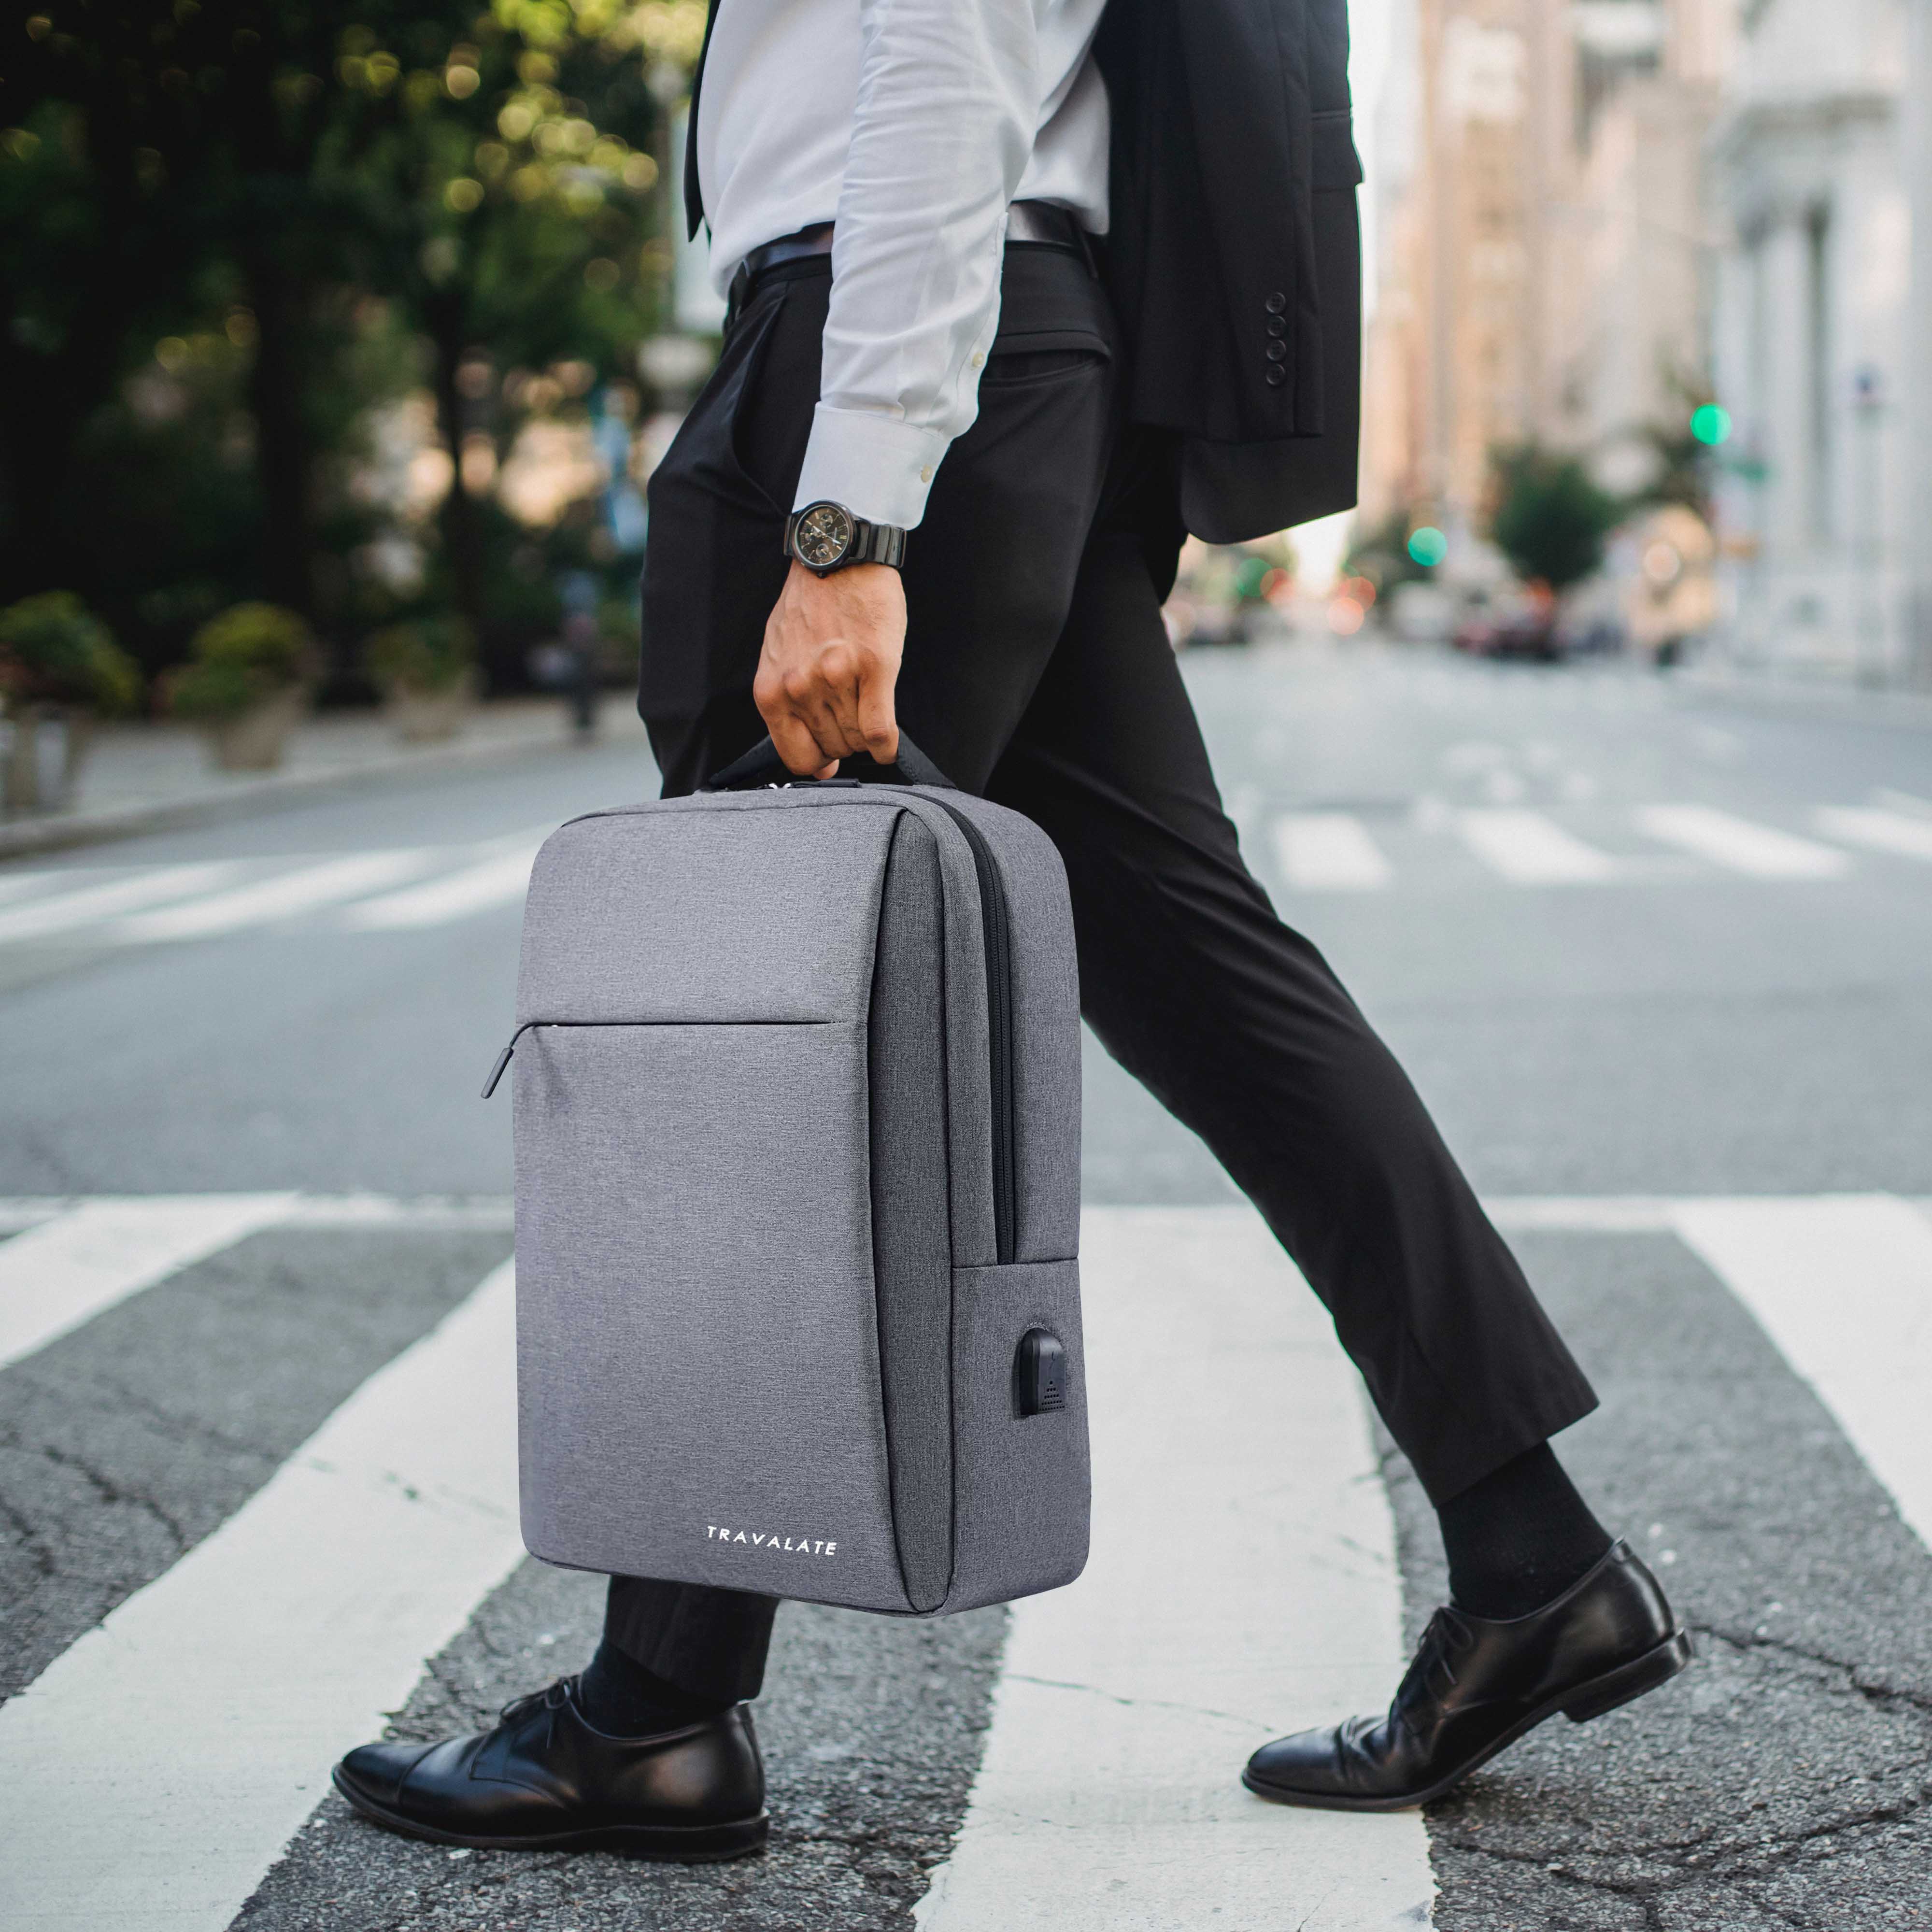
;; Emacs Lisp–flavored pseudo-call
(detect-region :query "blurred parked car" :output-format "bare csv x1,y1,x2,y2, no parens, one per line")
1452,589,1561,662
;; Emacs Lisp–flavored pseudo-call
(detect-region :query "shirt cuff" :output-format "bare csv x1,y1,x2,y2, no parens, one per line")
793,404,951,529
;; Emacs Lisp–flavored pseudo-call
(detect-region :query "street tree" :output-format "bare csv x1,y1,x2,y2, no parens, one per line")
1487,443,1624,594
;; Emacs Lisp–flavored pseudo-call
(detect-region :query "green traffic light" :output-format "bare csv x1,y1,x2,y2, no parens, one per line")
1690,404,1732,447
1407,526,1448,568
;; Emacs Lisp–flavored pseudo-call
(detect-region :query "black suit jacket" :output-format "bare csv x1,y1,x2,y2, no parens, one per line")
1095,0,1363,541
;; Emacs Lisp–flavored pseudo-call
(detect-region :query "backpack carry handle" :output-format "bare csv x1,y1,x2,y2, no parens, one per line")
702,730,957,792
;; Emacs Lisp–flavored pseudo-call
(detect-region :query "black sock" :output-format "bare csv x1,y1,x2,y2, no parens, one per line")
576,1640,728,1737
1436,1442,1613,1621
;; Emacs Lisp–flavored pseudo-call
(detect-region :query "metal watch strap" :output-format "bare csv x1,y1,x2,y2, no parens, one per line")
847,517,907,568
784,510,907,572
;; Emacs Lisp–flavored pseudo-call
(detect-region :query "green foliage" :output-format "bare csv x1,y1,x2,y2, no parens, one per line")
165,601,314,719
2,0,698,683
1488,445,1624,592
363,613,476,692
0,591,142,713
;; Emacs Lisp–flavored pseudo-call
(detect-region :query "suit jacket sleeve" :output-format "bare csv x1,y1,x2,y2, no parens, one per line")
1098,0,1364,541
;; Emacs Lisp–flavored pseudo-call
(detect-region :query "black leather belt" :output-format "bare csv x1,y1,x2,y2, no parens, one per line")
727,199,1089,317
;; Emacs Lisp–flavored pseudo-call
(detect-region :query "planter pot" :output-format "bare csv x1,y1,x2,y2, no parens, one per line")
382,669,477,744
204,686,308,771
2,703,95,812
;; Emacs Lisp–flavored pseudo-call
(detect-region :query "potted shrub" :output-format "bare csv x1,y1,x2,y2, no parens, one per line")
165,602,316,771
362,615,478,743
0,592,141,811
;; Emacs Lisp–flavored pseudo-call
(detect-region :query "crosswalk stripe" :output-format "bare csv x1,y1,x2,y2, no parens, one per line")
341,838,545,930
0,1258,524,1931
1269,812,1393,891
1636,805,1849,878
0,862,249,944
1813,806,1932,862
1671,1196,1932,1555
110,850,440,941
913,1206,1434,1932
0,870,72,908
1458,809,1619,884
0,1194,299,1372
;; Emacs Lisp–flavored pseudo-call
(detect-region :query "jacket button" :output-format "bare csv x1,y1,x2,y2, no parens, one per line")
1264,366,1287,387
1267,314,1288,337
1265,291,1287,314
1265,339,1288,362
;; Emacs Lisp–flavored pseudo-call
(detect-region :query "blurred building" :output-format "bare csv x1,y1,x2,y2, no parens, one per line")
1563,0,1734,479
1362,1,1733,543
1708,0,1916,679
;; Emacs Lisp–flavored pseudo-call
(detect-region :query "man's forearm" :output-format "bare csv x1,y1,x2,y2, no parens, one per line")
794,0,1039,528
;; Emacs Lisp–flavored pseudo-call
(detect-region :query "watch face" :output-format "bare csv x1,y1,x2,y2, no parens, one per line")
795,502,854,569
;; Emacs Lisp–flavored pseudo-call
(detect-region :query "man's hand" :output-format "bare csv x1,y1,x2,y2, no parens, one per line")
754,559,905,778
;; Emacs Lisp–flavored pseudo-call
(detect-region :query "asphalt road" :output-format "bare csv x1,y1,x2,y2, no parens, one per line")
3,645,1931,1930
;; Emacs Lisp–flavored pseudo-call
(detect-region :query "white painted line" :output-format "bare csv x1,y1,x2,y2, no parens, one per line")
0,862,249,944
1458,809,1619,884
0,869,77,908
1269,813,1393,891
278,1193,516,1231
341,839,544,930
1485,1196,1679,1233
914,1206,1434,1932
110,850,440,941
0,1194,299,1372
1635,805,1848,878
0,1199,80,1235
1814,806,1932,862
1671,1196,1932,1553
0,1259,524,1931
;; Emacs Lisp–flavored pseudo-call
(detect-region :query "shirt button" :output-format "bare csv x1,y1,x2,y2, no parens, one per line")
920,465,934,483
971,352,984,368
1264,366,1287,388
1265,290,1287,314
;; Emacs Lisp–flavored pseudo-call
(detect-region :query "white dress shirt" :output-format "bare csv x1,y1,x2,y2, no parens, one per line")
694,0,1110,529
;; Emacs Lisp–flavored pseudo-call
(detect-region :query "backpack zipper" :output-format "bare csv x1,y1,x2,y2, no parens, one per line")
931,800,1017,1264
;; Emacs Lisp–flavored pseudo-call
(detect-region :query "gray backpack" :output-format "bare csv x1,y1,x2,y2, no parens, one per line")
489,736,1089,1617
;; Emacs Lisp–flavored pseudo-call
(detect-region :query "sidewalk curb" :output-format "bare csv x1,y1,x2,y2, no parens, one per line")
0,717,590,862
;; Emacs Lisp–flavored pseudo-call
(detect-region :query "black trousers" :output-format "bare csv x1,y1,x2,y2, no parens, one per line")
616,246,1598,1704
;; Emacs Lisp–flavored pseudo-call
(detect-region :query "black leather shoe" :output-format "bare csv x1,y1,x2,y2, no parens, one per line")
332,1677,767,1859
1243,1540,1691,1812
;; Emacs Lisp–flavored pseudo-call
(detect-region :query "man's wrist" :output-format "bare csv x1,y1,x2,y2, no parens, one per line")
784,502,907,576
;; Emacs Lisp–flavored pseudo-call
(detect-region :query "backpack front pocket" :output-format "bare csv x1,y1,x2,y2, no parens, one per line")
511,1019,910,1612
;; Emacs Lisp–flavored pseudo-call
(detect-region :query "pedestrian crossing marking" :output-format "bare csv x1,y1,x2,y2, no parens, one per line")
0,1193,298,1372
1458,808,1620,884
1635,804,1850,879
342,837,545,930
1269,812,1393,891
0,1257,523,1932
1813,806,1932,862
0,861,248,943
0,870,72,908
0,796,1915,941
914,1206,1435,1932
1671,1197,1932,1557
112,849,442,942
4,1194,1931,1925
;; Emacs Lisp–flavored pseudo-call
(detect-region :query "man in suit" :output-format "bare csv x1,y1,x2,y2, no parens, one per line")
334,0,1688,1857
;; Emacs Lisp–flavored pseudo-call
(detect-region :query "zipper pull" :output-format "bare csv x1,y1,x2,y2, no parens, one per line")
484,1020,542,1097
482,1037,516,1100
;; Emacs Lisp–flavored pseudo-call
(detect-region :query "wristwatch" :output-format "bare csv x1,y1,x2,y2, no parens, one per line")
784,501,908,576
